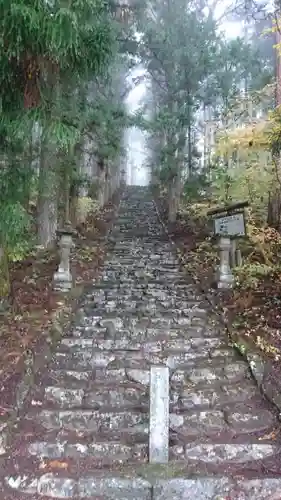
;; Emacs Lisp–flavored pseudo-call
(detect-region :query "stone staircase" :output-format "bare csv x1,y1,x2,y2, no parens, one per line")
2,187,281,499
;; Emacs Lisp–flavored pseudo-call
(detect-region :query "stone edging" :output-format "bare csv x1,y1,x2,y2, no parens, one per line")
153,198,281,416
0,191,123,457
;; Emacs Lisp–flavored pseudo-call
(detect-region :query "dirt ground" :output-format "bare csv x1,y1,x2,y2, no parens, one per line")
0,194,120,414
157,196,281,375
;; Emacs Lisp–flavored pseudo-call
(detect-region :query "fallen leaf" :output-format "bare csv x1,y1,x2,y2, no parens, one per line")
39,460,69,470
258,429,279,440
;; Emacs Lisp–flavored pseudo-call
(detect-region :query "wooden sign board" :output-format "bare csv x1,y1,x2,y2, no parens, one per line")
214,211,246,237
207,201,249,217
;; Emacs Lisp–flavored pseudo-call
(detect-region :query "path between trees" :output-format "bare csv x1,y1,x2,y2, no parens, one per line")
1,187,281,499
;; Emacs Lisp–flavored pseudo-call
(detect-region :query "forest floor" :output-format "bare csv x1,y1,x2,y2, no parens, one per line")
159,198,281,382
0,193,120,413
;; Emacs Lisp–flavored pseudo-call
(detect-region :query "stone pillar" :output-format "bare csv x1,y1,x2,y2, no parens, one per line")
217,236,234,289
53,228,75,291
149,366,169,463
120,168,126,187
230,239,237,268
230,240,242,268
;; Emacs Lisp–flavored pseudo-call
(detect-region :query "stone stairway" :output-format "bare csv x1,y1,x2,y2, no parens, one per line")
1,186,281,499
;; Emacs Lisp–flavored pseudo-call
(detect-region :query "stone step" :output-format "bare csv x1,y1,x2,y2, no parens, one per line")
12,439,280,467
107,256,177,263
77,314,205,331
98,279,188,288
126,360,248,388
85,297,203,308
51,348,212,371
4,472,152,499
103,265,180,272
170,359,251,385
101,267,185,274
5,469,281,499
86,288,200,301
79,308,207,322
16,439,148,463
47,368,128,386
30,378,149,411
183,442,280,464
59,335,224,351
35,375,258,413
171,380,261,410
111,248,173,254
85,296,202,307
52,338,231,371
24,409,149,434
90,278,193,288
169,405,275,437
81,304,205,316
152,477,281,499
36,382,148,410
71,323,218,339
104,257,178,265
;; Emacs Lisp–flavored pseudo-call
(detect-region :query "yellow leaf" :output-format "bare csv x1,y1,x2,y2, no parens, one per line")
39,460,69,470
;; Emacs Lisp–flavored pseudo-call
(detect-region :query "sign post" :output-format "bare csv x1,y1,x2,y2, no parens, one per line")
53,227,75,292
217,236,234,289
207,201,248,289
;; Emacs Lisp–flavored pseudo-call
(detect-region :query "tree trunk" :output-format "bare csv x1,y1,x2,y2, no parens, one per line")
0,245,10,303
187,98,192,176
104,165,110,204
267,184,281,229
267,22,281,228
168,178,179,223
99,170,105,207
37,139,58,247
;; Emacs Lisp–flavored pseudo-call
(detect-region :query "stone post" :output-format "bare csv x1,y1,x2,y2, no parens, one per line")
53,227,75,292
230,239,237,268
230,239,243,268
120,168,126,187
217,236,234,289
149,366,169,463
236,248,242,266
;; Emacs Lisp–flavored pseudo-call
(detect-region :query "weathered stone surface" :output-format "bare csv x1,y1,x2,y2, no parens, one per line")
28,441,65,458
95,368,127,382
224,361,250,381
171,366,220,384
165,351,207,369
152,478,281,499
32,409,147,432
152,478,230,499
225,405,275,433
0,424,8,455
126,369,150,386
171,360,249,385
184,443,278,463
61,337,94,348
78,476,151,499
45,386,84,407
53,350,116,370
28,441,147,462
178,387,222,409
220,383,258,403
170,411,225,436
84,385,147,408
38,474,76,497
5,475,39,495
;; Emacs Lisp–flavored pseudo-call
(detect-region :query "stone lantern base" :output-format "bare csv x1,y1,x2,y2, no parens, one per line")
217,236,235,289
53,269,73,292
53,226,75,292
